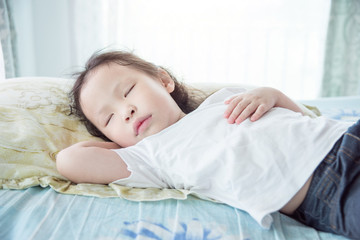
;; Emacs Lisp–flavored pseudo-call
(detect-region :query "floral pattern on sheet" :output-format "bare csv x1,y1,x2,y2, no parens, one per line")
120,219,250,240
321,109,360,122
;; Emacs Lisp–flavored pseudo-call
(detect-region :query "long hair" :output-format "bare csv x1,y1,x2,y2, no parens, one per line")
70,50,206,141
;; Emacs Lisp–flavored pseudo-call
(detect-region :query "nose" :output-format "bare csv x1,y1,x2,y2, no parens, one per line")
125,105,136,122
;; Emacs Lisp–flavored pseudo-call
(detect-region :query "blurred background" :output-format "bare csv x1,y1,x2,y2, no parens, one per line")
0,0,359,99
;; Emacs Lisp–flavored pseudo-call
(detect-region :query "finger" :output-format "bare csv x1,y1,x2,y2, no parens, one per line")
227,101,248,124
224,95,239,104
249,104,269,122
224,97,244,119
234,103,258,124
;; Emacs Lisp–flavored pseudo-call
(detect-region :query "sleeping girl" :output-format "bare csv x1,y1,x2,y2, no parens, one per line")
56,50,360,239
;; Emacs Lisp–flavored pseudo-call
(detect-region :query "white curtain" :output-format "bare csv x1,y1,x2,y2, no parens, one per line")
11,0,331,99
0,0,17,78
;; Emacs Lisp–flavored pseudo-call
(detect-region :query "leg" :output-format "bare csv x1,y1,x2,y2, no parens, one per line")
333,127,360,238
341,167,360,238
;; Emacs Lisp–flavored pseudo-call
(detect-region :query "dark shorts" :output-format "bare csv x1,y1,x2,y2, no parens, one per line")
291,120,360,239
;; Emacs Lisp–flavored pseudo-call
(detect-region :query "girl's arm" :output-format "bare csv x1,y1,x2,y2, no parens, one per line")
56,141,131,184
224,87,303,124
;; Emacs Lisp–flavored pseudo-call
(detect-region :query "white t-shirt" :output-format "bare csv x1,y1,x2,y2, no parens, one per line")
112,88,352,229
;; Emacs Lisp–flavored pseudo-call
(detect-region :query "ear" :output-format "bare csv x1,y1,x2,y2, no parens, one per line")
158,68,175,93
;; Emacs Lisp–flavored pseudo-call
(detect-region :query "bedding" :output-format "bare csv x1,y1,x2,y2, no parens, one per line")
0,187,349,240
0,77,357,240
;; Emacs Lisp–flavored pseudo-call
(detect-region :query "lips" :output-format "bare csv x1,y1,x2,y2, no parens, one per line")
133,115,152,136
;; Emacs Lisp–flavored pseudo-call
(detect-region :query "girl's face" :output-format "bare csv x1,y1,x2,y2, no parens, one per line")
80,63,185,147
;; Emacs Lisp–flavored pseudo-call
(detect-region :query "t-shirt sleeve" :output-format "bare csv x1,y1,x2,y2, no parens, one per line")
111,148,169,189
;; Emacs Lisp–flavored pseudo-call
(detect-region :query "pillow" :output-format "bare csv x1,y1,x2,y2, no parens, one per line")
0,77,191,201
0,77,319,201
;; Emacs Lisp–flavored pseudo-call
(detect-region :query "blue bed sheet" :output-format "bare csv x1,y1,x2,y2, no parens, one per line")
301,95,360,122
0,187,348,240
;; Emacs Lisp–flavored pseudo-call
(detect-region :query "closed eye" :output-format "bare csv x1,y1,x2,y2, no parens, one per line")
125,85,135,97
105,113,114,127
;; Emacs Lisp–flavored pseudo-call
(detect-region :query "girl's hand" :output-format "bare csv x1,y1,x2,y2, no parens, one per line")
223,87,303,124
224,87,277,124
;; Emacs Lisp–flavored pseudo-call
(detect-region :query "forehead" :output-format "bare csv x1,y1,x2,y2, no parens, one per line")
79,63,157,114
81,64,133,96
87,63,134,83
79,64,125,116
84,63,156,87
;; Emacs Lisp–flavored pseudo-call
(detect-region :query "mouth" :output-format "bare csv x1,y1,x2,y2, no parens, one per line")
133,115,152,136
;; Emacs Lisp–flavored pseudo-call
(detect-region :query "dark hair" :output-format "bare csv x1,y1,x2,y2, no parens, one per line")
70,50,206,141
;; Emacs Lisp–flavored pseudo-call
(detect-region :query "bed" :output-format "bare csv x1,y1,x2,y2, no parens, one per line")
1,75,358,240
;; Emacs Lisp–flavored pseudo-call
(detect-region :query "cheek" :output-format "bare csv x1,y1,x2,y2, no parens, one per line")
142,84,172,102
106,125,135,147
145,92,175,110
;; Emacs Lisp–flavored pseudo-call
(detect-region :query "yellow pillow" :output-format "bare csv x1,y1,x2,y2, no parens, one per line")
0,77,191,201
